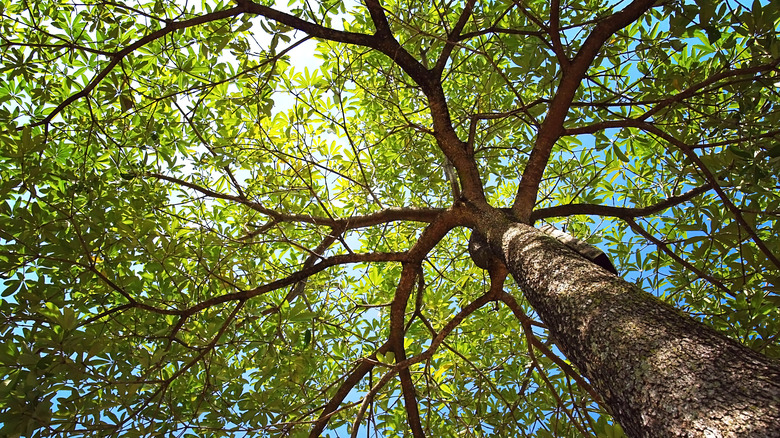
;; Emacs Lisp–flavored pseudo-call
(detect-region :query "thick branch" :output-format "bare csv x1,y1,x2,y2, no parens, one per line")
309,341,392,438
238,0,376,46
358,2,484,203
512,0,657,221
388,209,464,348
549,0,570,68
386,207,466,437
433,0,476,75
362,0,392,36
530,183,712,221
149,172,442,228
348,290,495,438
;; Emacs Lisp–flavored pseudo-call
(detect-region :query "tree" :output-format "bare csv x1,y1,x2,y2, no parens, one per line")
1,0,779,436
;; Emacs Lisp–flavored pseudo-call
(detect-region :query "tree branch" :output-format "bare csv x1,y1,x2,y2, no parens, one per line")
148,172,442,228
237,0,376,46
309,341,392,438
563,59,780,138
497,291,605,409
458,26,545,40
349,289,495,438
355,2,485,203
386,208,465,437
637,122,780,270
623,217,735,298
389,262,427,437
530,183,712,221
433,0,476,75
549,0,570,69
31,5,246,128
512,0,657,221
184,251,407,315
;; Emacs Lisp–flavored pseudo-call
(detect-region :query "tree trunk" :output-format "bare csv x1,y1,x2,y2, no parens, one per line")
482,218,780,437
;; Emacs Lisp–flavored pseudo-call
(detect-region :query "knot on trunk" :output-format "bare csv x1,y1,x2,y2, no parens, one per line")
468,230,492,269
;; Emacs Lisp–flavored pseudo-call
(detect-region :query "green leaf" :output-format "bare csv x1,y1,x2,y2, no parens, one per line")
705,26,722,44
2,1,778,436
120,94,134,112
613,145,629,162
21,126,32,154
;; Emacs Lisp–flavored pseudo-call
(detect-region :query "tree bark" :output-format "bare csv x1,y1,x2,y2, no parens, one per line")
480,216,780,437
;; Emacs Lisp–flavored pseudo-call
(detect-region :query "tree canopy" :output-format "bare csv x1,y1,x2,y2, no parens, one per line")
1,0,779,436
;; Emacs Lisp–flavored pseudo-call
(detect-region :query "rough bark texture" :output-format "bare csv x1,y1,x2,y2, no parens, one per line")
482,218,780,437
